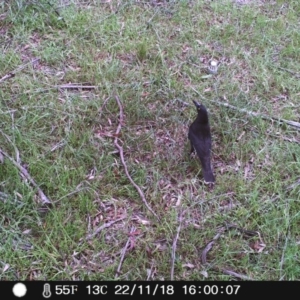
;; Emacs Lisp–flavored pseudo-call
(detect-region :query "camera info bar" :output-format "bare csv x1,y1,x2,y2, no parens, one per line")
5,281,295,299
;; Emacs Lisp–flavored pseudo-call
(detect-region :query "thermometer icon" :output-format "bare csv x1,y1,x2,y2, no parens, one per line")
42,283,52,298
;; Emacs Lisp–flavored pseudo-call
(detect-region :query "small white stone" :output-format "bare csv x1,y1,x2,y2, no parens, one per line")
210,60,218,67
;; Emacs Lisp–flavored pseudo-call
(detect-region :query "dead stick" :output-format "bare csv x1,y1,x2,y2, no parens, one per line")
201,229,224,264
213,99,300,129
274,66,300,78
86,216,126,240
220,268,253,281
57,84,96,89
285,177,300,192
114,95,159,221
0,73,15,83
0,148,51,204
171,210,185,280
15,58,40,72
0,58,40,84
115,226,136,278
190,87,300,130
279,226,290,280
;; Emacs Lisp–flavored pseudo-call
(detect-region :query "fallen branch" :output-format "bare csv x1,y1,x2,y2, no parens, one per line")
113,95,159,221
86,216,126,240
171,210,186,280
115,226,136,279
0,148,51,204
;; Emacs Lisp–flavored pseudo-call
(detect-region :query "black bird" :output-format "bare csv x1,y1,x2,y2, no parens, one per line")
188,100,215,183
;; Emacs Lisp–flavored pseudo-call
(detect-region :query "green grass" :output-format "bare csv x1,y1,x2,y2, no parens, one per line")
1,0,300,280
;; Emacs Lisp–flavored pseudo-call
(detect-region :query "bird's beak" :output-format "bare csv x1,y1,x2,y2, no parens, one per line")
192,100,201,109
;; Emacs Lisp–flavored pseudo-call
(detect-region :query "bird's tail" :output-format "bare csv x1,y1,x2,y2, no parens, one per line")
200,157,215,183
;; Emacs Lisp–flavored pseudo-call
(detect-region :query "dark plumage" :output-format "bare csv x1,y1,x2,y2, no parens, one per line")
188,100,215,183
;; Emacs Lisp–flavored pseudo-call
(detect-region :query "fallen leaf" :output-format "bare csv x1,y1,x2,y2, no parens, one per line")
3,264,10,272
182,263,195,269
200,270,208,278
251,240,266,253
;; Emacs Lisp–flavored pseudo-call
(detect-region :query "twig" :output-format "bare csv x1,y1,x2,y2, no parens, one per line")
270,135,300,145
16,58,41,73
285,177,300,192
279,229,289,280
190,87,300,130
46,0,65,22
218,202,237,212
87,214,92,234
0,148,51,204
57,84,96,90
147,262,155,280
113,95,159,221
0,58,40,85
219,268,253,281
269,177,300,204
100,96,111,112
224,223,260,237
171,210,186,280
201,227,225,264
86,216,126,240
0,109,17,115
274,66,300,79
0,73,15,83
214,99,300,129
201,225,256,280
201,240,215,264
201,224,262,264
115,226,136,279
